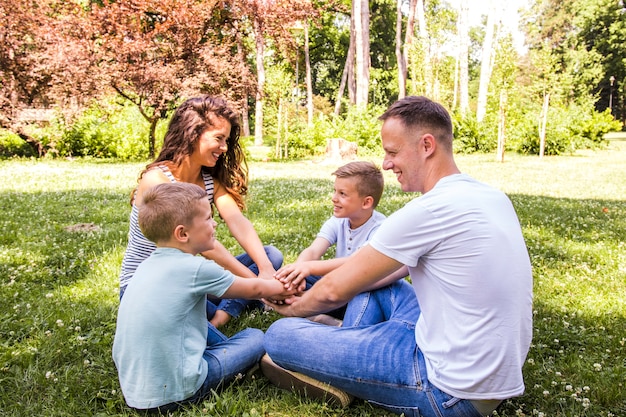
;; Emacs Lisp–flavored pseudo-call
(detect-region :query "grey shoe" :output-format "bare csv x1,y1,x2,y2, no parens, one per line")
260,354,353,408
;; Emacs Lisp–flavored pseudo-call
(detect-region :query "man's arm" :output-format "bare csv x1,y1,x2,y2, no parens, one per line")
265,245,403,317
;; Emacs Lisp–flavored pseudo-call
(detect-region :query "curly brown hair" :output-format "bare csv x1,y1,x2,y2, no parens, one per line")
137,96,248,210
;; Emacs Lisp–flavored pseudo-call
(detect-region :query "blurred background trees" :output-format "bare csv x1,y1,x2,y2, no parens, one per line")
0,0,623,160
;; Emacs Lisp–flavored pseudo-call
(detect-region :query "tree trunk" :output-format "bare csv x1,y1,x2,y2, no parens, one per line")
335,52,350,115
416,0,431,97
148,116,159,159
458,0,470,115
304,23,313,126
476,1,496,122
354,0,370,108
254,17,265,146
403,0,417,95
395,0,406,99
236,28,251,137
539,92,550,159
347,14,356,106
496,89,507,162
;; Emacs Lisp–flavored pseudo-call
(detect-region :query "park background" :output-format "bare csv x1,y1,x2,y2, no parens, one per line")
1,0,625,416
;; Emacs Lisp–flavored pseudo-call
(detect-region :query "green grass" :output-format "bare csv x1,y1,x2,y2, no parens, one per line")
1,143,625,416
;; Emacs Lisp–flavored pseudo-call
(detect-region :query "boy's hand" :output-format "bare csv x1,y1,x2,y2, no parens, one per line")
274,263,310,290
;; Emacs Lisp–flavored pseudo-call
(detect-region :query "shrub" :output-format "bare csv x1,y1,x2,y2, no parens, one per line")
453,112,494,154
0,129,36,158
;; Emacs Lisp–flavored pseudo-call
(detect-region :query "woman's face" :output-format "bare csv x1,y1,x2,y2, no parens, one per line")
193,117,232,167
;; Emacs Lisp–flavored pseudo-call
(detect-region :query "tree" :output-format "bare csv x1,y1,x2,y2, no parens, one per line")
82,0,254,157
457,0,470,114
0,0,94,154
475,0,497,122
234,0,316,146
353,0,371,108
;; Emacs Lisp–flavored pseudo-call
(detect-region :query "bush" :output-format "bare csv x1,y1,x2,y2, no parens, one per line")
286,105,386,159
452,112,494,154
0,129,36,158
514,104,619,156
56,100,153,159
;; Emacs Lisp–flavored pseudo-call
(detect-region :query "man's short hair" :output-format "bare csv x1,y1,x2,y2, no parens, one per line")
332,161,384,208
138,182,208,243
379,96,454,151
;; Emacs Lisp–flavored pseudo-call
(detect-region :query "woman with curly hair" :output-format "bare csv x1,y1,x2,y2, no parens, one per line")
119,95,282,327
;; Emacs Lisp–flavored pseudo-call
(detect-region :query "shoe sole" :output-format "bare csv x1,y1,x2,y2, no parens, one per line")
260,354,353,408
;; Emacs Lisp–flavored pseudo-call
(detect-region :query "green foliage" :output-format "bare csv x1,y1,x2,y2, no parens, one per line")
287,105,386,159
0,129,36,158
513,104,619,156
54,101,158,159
453,112,494,153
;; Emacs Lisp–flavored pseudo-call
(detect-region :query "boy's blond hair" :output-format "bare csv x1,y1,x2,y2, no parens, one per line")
138,182,208,243
332,161,384,208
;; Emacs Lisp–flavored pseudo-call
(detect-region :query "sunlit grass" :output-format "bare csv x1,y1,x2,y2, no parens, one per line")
0,142,625,416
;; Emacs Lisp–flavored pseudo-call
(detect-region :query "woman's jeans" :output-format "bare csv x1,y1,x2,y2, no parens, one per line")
264,280,483,417
206,245,283,319
148,326,264,413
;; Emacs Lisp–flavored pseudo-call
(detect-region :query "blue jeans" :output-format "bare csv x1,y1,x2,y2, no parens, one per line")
147,326,264,413
264,280,483,417
206,245,283,319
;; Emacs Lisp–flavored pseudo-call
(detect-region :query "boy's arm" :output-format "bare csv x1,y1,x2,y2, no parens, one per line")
274,237,332,289
222,276,296,300
295,237,331,262
275,257,348,290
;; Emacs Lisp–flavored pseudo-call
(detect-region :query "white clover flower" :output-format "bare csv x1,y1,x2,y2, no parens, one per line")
583,386,590,392
56,319,64,327
565,385,573,391
45,293,54,298
593,363,602,371
527,358,535,365
543,390,550,396
45,371,53,379
555,371,562,377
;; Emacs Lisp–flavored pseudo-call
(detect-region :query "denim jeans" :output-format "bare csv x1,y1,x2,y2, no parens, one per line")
206,245,283,319
148,326,265,413
264,280,483,417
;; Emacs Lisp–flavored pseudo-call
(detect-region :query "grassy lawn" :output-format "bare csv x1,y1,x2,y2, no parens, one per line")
0,142,625,416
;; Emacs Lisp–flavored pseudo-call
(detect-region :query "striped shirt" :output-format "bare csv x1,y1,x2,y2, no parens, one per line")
119,166,215,291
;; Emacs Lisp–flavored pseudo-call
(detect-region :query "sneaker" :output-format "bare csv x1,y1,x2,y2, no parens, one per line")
260,354,353,408
307,314,343,327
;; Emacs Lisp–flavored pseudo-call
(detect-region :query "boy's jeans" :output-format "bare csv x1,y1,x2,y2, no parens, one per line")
264,280,483,417
151,327,264,413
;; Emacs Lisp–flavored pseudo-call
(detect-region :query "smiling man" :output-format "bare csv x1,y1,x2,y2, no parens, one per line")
262,96,533,417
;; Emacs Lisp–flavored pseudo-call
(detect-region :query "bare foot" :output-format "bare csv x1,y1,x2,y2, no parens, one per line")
209,310,232,328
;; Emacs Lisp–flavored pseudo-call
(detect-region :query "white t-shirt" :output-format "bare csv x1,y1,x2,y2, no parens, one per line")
318,210,386,258
369,174,533,400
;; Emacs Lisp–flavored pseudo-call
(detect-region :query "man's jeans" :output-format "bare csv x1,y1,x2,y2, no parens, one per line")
264,280,483,417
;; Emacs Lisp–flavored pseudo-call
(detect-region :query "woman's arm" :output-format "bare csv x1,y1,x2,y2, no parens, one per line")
200,240,256,278
214,182,276,279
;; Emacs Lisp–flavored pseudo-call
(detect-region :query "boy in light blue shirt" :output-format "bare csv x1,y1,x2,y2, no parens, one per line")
113,182,294,413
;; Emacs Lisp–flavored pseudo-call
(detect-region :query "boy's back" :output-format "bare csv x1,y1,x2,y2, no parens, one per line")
113,247,234,409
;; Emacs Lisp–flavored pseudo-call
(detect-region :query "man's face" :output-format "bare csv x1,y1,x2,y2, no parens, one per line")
381,117,424,193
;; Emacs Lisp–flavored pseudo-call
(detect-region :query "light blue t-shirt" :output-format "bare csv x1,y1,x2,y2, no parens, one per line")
112,247,235,409
317,210,386,258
